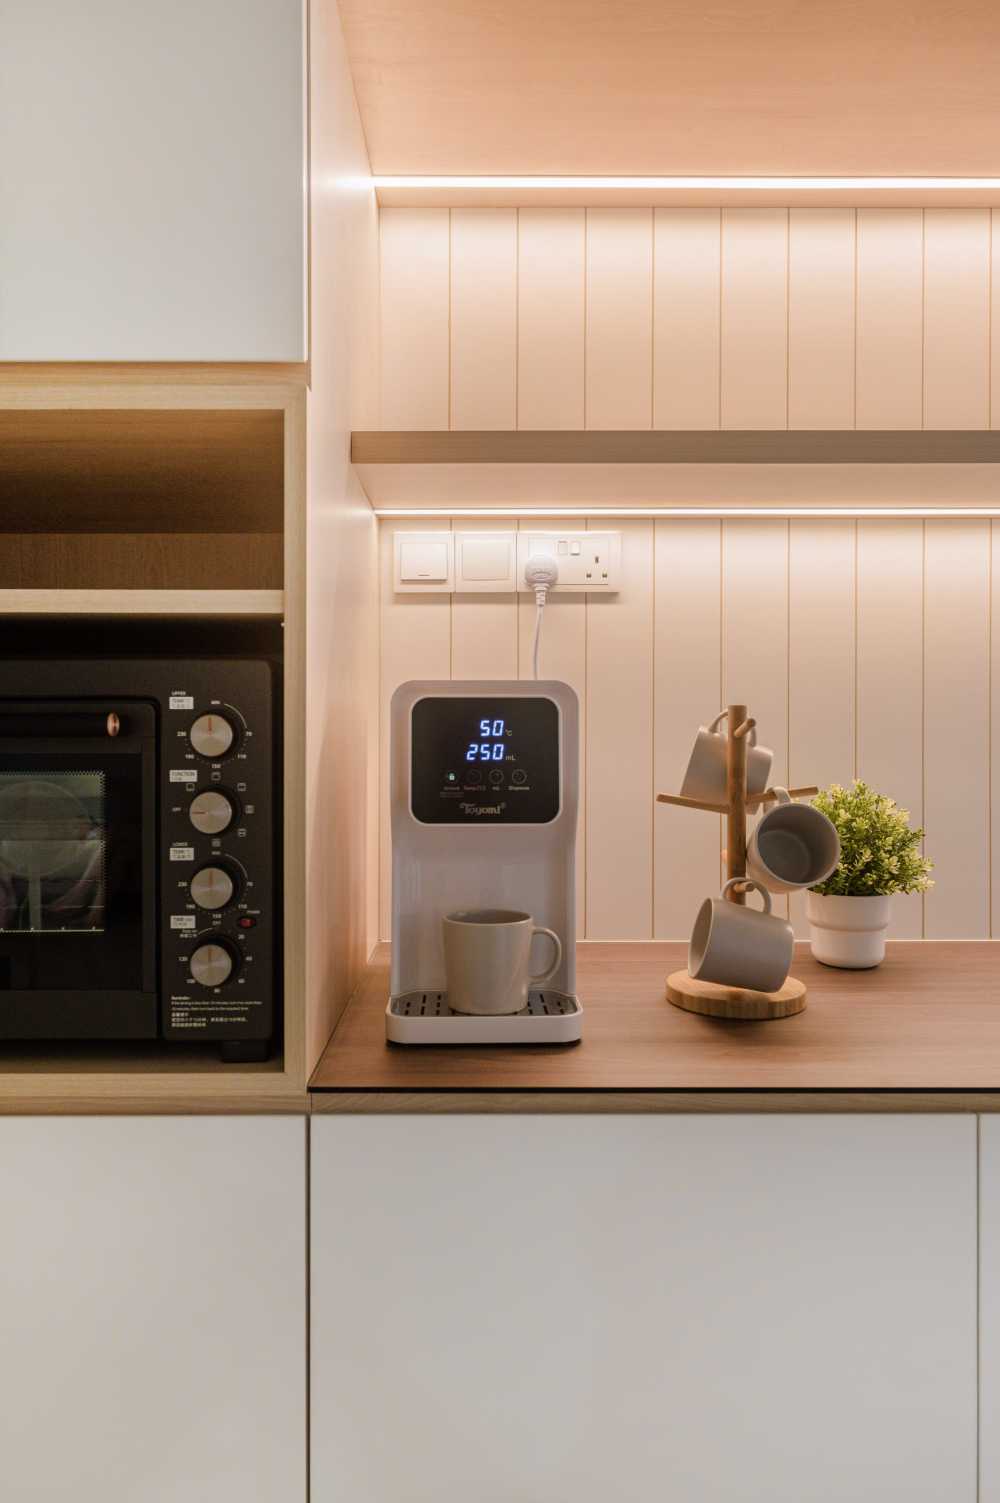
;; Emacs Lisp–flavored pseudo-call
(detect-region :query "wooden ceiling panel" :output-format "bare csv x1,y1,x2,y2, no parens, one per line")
338,0,1000,175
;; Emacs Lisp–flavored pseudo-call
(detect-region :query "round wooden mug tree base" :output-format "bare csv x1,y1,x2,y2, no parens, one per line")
656,702,819,1022
665,969,807,1021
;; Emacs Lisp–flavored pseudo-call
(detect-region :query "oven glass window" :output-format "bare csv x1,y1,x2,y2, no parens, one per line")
0,773,106,934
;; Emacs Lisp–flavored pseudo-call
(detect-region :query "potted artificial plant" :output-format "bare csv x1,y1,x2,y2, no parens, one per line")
806,781,933,969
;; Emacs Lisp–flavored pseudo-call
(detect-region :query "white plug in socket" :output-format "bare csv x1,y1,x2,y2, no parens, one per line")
517,532,620,591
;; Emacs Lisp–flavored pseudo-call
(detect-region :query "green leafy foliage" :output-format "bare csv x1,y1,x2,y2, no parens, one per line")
810,780,934,897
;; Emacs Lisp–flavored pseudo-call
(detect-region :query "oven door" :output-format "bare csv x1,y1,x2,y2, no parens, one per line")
0,700,157,1039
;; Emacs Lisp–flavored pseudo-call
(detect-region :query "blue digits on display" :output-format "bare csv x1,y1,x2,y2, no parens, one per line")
466,714,508,764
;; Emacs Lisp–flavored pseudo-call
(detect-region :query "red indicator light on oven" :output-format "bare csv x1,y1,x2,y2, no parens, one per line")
238,916,256,929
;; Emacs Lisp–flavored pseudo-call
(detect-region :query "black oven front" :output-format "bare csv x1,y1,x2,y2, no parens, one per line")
0,658,276,1058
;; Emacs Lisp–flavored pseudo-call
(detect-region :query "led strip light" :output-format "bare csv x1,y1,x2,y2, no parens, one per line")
372,175,1000,192
372,507,1000,518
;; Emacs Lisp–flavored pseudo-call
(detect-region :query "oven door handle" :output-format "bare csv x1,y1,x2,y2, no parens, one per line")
0,710,125,739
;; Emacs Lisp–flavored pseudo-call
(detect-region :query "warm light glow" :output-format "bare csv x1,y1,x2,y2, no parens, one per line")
372,507,1000,519
373,175,1000,192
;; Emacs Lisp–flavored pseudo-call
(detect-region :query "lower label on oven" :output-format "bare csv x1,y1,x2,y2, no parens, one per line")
168,996,266,1030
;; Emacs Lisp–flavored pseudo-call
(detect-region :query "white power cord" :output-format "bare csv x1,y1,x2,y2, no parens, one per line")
524,552,559,679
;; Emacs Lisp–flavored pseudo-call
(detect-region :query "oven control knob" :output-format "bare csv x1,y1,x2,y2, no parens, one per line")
190,863,238,911
189,940,237,988
189,712,236,760
188,789,236,835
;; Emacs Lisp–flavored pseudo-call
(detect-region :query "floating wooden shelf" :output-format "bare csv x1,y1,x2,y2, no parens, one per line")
0,589,285,616
352,430,1000,466
352,430,1000,509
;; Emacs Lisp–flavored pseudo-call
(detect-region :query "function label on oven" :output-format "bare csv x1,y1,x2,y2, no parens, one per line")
170,915,196,930
169,694,195,710
169,845,195,862
169,768,198,783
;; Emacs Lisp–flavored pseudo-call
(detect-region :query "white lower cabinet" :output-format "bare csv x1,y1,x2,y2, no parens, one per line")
978,1117,1000,1501
311,1114,976,1503
0,1116,306,1503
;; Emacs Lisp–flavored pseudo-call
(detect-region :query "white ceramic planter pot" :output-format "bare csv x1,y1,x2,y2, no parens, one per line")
806,892,891,969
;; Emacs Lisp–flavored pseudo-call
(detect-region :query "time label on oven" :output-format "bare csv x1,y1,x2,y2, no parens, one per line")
169,845,195,862
169,694,195,710
169,768,198,783
170,915,196,930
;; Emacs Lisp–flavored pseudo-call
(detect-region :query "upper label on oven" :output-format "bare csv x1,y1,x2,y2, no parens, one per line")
169,694,195,710
169,768,198,783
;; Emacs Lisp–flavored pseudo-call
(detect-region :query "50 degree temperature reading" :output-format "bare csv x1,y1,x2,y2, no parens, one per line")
466,717,507,762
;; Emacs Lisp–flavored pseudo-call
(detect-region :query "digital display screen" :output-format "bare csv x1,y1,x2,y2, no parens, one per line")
410,696,560,824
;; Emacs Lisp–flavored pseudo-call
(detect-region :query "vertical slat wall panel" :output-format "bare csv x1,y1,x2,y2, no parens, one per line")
856,521,925,938
993,211,1000,430
516,518,588,935
586,520,654,937
450,517,518,679
855,209,923,429
653,520,723,939
653,209,721,430
379,208,450,430
924,522,990,939
585,209,653,429
378,521,452,938
720,209,788,429
450,209,518,430
993,521,1000,938
723,521,790,915
788,210,855,430
378,519,997,940
517,209,585,430
787,521,856,935
923,209,990,429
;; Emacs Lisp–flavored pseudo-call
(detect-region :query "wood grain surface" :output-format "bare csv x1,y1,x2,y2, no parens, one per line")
309,941,1000,1095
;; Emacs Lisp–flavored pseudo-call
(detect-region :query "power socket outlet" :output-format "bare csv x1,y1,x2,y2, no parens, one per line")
516,532,621,592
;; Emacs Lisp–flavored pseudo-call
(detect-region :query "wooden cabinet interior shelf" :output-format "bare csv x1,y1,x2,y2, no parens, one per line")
1,409,285,592
0,378,308,1111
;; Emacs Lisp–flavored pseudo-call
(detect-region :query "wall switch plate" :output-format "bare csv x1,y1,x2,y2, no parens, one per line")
453,530,516,592
394,531,454,592
516,532,621,592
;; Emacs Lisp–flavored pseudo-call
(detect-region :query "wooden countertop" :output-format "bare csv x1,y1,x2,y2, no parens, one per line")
309,942,1000,1111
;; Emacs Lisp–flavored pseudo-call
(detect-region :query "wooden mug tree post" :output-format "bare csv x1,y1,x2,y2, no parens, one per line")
657,703,817,1021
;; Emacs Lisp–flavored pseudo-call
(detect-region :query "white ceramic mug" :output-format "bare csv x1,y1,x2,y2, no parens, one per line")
680,710,773,803
746,788,840,894
442,909,563,1016
688,877,794,994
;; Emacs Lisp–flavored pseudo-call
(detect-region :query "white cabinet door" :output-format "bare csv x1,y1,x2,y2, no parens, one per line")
0,0,305,360
978,1116,1000,1501
312,1114,976,1503
0,1116,306,1502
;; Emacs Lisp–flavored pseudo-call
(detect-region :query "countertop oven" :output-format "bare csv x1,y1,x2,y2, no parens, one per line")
0,657,277,1060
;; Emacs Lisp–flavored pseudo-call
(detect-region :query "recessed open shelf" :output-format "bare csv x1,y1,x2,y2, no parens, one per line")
0,408,285,592
0,378,309,1111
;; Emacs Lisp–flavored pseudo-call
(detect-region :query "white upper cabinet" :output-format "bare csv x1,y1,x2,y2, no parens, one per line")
0,0,306,360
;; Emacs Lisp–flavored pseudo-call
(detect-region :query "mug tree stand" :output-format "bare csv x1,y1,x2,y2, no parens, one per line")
657,703,817,1021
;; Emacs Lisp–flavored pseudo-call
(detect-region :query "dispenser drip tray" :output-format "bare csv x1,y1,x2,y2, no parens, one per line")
386,989,582,1045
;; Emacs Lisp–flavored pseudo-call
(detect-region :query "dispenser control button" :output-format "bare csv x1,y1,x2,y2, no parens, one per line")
466,769,483,786
488,768,504,787
189,789,236,835
190,864,237,911
189,713,236,759
511,769,527,786
189,941,235,988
